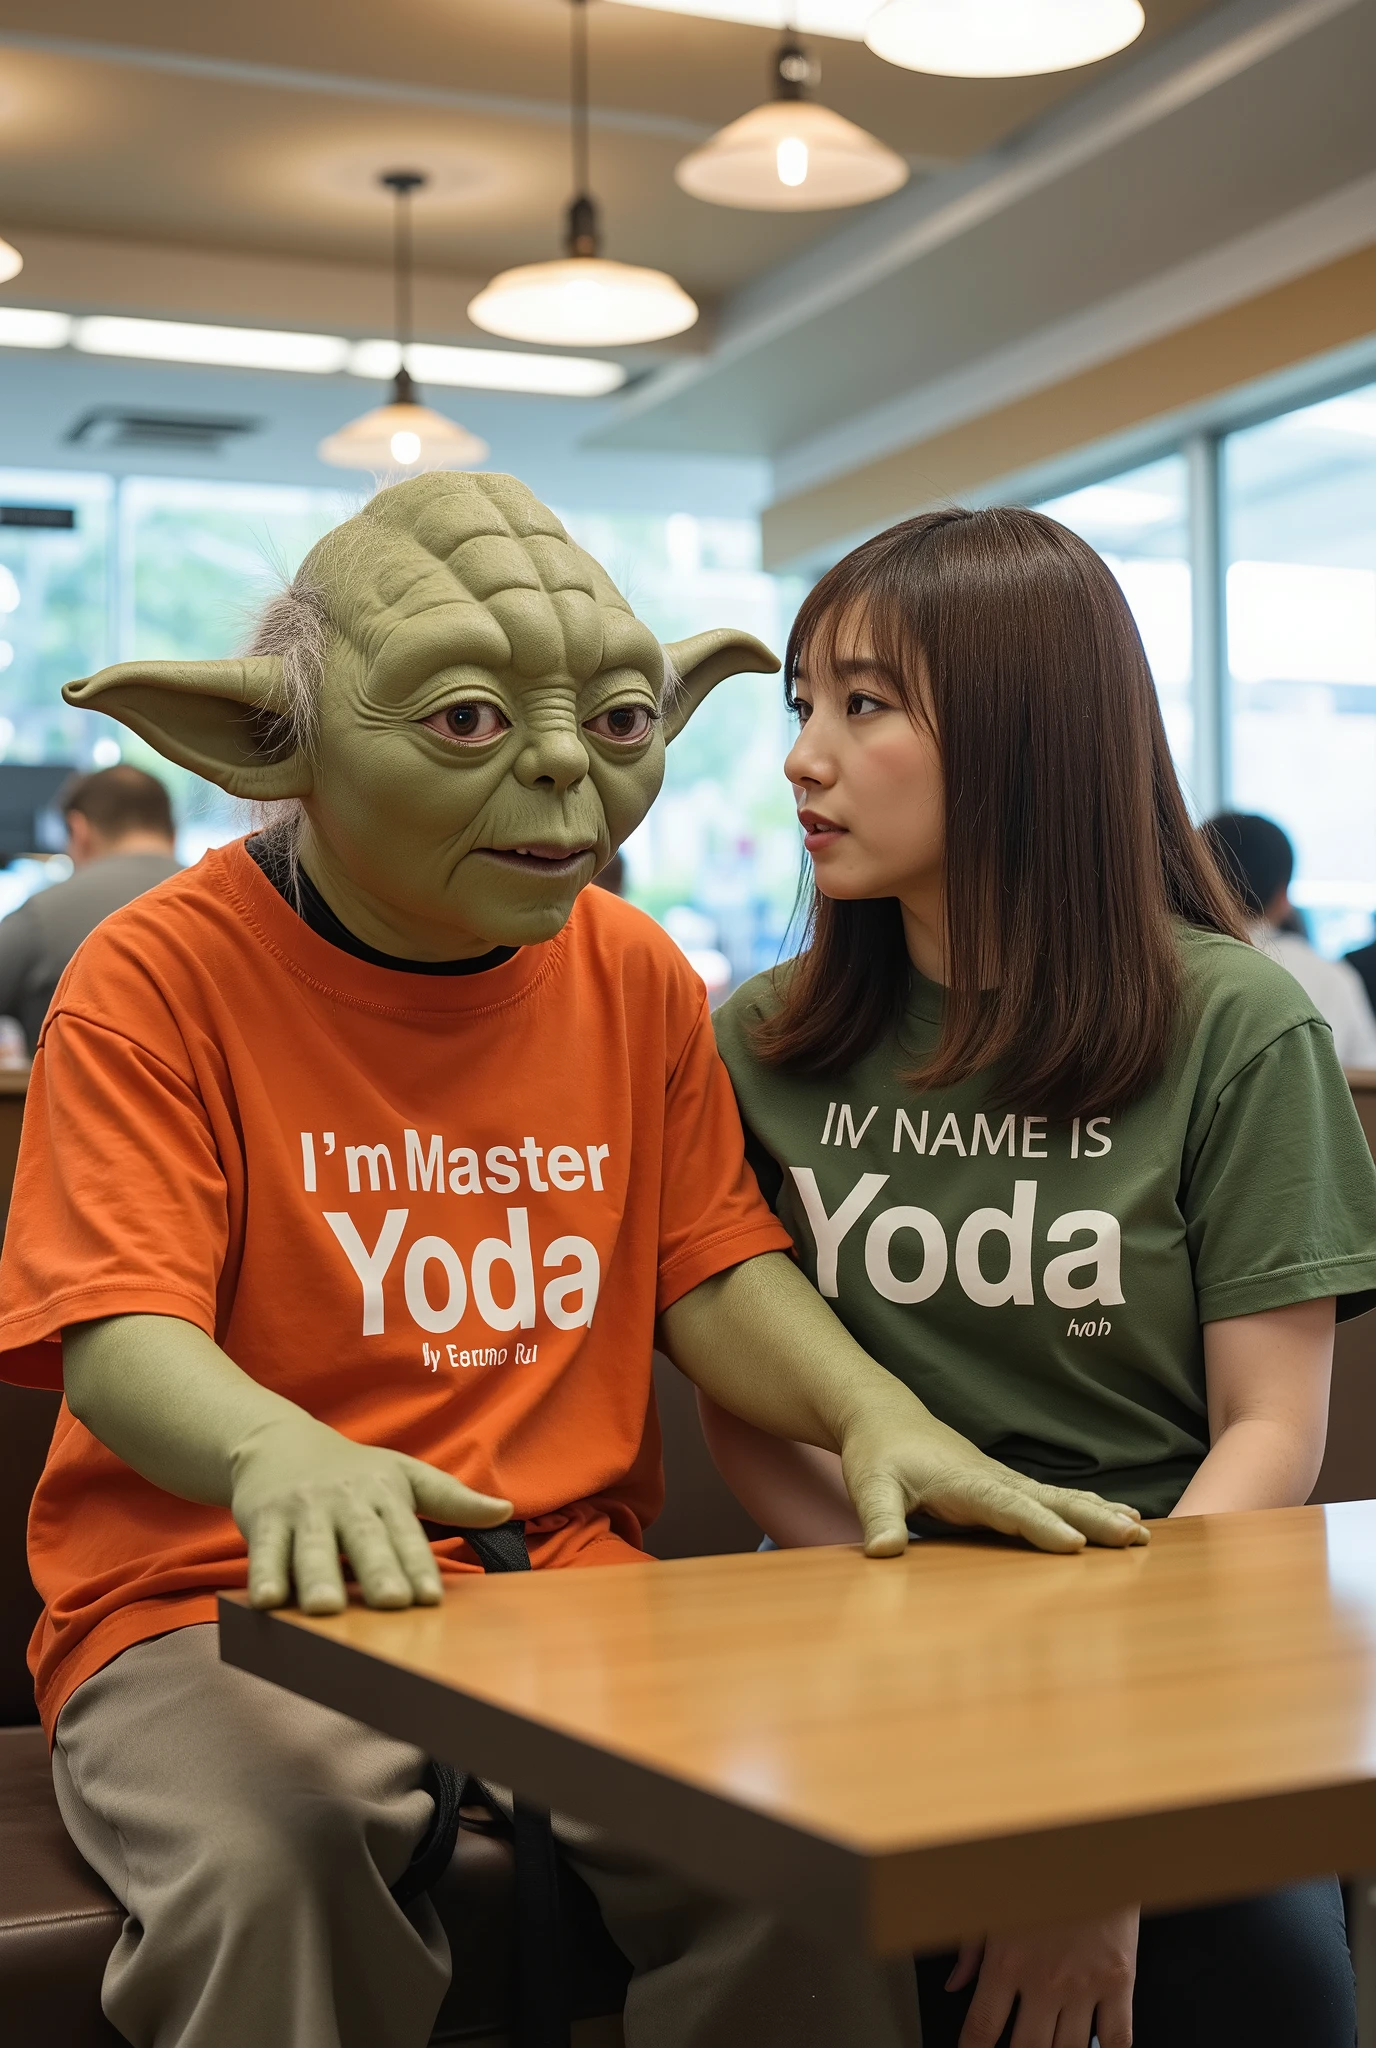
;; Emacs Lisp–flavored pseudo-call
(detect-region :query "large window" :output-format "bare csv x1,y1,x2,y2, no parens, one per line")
562,509,802,985
0,474,803,988
1036,455,1194,793
0,470,111,770
1224,384,1376,957
1029,371,1376,959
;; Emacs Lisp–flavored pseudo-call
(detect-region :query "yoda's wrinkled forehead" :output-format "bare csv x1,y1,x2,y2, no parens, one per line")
305,472,665,705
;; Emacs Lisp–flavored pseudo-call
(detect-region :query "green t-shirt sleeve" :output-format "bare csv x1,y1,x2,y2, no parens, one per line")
1185,1018,1376,1323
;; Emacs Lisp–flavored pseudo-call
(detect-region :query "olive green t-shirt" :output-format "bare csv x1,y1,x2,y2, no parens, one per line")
714,929,1376,1517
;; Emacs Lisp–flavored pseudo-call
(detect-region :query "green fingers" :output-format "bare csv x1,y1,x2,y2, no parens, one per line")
403,1459,512,1531
846,1443,1152,1560
851,1471,912,1556
240,1447,515,1615
1042,1488,1150,1548
246,1507,294,1610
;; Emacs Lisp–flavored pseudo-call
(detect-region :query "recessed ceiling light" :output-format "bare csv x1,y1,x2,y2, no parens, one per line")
74,316,350,374
605,1,877,38
347,339,626,397
0,307,73,349
0,237,21,286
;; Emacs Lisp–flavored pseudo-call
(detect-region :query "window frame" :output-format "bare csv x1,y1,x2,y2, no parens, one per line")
992,336,1376,823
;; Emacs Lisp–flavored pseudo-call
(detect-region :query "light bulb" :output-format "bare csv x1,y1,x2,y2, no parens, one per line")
776,136,809,187
389,429,422,465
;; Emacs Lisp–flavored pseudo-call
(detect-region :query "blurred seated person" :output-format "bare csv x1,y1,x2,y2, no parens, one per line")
1343,931,1376,1037
0,764,180,1053
1205,810,1376,1067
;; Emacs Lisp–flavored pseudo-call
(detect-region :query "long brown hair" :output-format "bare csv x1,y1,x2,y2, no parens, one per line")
755,506,1245,1119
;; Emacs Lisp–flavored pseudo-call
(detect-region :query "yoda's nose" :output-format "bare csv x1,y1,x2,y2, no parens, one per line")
512,723,590,793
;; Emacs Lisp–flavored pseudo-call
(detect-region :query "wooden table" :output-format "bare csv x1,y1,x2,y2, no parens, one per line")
220,1501,1376,1956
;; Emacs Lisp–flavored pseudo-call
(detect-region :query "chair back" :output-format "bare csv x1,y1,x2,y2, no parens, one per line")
1312,1073,1376,1505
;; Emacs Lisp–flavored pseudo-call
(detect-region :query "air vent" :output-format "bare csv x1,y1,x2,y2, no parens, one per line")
64,409,263,453
0,505,75,528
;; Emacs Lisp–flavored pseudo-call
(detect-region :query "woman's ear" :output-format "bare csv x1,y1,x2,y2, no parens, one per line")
63,657,314,800
661,629,780,742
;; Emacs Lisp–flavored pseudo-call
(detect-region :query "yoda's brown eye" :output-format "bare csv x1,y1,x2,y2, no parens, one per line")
585,705,655,744
421,702,509,745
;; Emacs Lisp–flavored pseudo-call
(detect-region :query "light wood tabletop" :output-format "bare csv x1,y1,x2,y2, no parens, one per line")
220,1501,1376,1955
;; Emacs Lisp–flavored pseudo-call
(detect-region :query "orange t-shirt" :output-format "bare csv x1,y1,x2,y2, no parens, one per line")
0,841,789,1736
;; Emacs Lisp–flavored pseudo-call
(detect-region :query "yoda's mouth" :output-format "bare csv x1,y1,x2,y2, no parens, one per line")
477,845,596,878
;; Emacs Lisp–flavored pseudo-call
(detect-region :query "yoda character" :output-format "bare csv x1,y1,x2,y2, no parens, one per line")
0,474,1142,2048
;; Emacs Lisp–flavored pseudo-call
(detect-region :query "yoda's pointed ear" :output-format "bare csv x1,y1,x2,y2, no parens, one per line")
63,658,313,800
661,629,780,743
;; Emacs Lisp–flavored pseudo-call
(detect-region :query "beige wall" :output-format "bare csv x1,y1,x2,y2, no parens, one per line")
762,240,1376,570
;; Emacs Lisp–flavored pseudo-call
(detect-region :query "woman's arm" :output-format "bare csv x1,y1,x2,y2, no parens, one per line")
1170,1295,1336,1515
697,1394,861,1547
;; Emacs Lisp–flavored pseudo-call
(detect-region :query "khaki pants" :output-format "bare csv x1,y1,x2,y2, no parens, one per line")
53,1625,922,2048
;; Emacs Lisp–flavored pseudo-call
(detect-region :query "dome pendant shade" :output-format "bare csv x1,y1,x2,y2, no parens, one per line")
318,383,488,474
865,0,1144,76
468,252,698,347
0,237,21,284
470,2,697,349
676,100,907,211
318,174,488,476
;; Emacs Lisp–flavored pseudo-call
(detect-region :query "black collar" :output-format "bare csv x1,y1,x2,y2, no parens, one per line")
246,833,517,977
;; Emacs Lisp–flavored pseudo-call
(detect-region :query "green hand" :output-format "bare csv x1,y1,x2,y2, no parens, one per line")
63,1314,511,1615
661,1254,1150,1558
230,1413,511,1614
836,1391,1148,1556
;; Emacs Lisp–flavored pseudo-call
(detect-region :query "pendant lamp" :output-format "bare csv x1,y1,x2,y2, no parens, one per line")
676,36,907,211
0,237,20,285
319,172,489,475
864,0,1144,77
468,0,697,348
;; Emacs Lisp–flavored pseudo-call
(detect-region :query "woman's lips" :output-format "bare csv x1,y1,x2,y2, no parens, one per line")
798,810,847,855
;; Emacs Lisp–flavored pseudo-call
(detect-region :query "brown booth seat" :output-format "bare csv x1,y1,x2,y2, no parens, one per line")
0,1348,758,2047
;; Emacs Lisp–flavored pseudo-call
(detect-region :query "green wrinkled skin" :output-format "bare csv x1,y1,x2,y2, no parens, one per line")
58,471,1146,1614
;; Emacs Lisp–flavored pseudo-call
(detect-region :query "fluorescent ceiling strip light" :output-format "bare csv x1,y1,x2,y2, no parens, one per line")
74,316,350,373
604,1,877,37
347,339,626,395
0,307,73,348
0,308,626,394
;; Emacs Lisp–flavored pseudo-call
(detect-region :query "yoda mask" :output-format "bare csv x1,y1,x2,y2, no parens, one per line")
64,471,776,958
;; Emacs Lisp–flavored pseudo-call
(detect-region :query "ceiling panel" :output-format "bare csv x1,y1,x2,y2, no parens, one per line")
0,0,1226,308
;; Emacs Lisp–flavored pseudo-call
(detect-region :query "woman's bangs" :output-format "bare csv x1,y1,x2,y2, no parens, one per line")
785,577,930,726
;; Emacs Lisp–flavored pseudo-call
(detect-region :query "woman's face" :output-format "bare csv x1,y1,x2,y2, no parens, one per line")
785,612,945,908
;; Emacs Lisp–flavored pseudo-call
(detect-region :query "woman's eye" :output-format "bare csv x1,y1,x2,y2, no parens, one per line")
585,704,656,744
848,692,888,717
792,697,813,725
421,702,509,745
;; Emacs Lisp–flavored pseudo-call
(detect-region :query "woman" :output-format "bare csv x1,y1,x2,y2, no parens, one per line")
708,507,1376,2048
